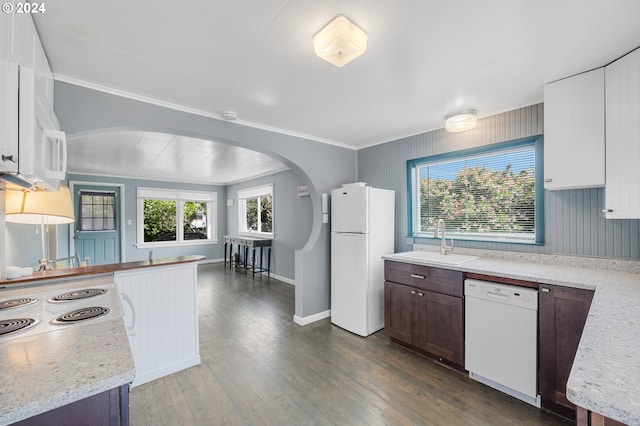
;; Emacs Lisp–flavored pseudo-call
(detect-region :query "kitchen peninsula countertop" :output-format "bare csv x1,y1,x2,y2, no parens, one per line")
0,255,205,287
383,249,640,425
0,275,136,424
0,256,204,424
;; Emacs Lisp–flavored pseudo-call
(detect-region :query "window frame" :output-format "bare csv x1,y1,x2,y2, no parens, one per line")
237,183,274,238
136,187,218,247
77,190,117,233
407,136,544,245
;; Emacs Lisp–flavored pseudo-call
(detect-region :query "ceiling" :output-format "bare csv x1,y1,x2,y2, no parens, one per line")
32,1,640,182
66,131,288,185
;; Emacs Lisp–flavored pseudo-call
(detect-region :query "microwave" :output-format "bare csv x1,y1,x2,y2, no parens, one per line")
0,66,66,191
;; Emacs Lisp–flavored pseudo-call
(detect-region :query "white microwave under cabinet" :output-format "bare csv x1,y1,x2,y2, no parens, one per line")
4,66,67,191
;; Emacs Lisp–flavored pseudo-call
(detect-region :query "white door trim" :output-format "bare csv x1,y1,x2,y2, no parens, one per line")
69,180,127,262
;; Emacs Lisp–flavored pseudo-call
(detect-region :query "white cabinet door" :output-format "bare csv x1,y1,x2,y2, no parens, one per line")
34,38,54,119
0,9,18,172
13,14,36,69
115,263,201,387
604,47,640,219
544,68,605,190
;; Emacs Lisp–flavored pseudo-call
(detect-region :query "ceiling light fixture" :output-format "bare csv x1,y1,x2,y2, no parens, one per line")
313,15,368,68
444,109,478,133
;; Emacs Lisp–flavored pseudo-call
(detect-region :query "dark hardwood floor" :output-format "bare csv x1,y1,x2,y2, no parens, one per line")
129,263,571,425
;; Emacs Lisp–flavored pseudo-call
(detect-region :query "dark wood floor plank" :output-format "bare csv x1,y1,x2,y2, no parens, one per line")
129,263,571,425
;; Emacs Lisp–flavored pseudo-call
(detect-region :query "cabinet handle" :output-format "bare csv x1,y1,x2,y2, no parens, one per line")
120,291,136,336
544,178,552,183
417,292,424,297
410,290,416,295
410,274,425,279
1,154,16,163
541,287,550,293
602,209,613,213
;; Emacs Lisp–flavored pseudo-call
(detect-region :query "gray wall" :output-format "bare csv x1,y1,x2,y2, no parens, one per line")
54,81,357,319
226,170,313,281
358,103,640,260
66,174,227,262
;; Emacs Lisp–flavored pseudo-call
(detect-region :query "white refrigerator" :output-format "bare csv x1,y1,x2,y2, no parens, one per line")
331,183,395,337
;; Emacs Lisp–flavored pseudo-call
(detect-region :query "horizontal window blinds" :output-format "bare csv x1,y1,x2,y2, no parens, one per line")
417,145,535,240
137,188,215,202
237,184,272,200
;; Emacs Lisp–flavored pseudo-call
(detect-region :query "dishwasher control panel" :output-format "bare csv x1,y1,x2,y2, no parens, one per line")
464,279,538,310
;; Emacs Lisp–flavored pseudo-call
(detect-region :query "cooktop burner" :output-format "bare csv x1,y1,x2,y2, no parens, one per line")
0,318,37,337
49,288,108,303
0,297,38,310
51,307,111,325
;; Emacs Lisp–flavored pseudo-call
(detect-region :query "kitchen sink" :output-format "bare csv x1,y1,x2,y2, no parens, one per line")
392,251,479,265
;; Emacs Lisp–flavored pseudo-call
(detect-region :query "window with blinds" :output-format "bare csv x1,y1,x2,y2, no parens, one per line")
409,137,543,244
78,191,117,231
237,184,273,236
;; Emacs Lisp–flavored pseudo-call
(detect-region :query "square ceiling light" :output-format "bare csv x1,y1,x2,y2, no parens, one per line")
313,15,368,68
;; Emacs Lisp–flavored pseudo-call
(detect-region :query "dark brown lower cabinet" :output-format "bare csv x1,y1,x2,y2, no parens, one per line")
14,384,129,426
539,284,594,420
577,407,627,426
384,261,464,367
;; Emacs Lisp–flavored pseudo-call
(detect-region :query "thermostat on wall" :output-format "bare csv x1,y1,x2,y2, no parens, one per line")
227,199,234,207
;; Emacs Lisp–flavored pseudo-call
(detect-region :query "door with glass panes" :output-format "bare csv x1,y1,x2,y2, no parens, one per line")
72,184,121,265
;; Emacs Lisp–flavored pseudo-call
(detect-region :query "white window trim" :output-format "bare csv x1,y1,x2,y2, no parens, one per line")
237,183,274,237
136,187,218,247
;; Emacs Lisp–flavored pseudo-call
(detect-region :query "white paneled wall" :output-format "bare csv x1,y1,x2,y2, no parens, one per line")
115,262,200,387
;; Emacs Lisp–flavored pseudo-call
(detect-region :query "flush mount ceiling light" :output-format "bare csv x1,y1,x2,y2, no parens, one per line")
313,15,368,68
444,109,478,133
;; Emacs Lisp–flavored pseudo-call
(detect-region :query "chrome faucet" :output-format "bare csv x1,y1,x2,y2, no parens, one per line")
434,219,454,255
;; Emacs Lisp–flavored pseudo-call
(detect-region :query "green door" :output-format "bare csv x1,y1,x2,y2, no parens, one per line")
72,184,121,265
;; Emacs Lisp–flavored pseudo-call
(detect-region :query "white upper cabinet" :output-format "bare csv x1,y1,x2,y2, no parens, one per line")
0,5,19,172
33,36,54,120
604,47,640,219
13,13,36,70
544,68,605,190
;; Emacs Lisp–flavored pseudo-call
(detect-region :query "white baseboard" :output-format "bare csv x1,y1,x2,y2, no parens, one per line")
263,271,295,286
199,258,223,264
293,309,331,326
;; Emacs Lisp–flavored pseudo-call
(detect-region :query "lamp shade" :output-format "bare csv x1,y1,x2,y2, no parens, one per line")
313,15,368,68
445,109,478,133
6,185,75,225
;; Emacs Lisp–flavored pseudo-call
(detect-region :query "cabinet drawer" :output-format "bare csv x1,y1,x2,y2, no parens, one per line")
384,260,463,297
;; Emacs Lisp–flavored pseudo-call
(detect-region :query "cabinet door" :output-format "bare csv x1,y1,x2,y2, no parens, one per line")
539,285,594,418
604,47,640,218
13,385,129,426
420,291,464,366
384,281,414,343
544,68,605,190
0,8,18,172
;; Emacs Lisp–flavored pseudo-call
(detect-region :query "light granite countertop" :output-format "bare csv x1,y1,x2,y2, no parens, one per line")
0,276,136,425
383,247,640,425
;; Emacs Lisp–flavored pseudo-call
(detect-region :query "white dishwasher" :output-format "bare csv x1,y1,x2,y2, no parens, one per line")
465,279,540,407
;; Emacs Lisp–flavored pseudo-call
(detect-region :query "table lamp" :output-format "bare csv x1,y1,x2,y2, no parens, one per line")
5,185,75,270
